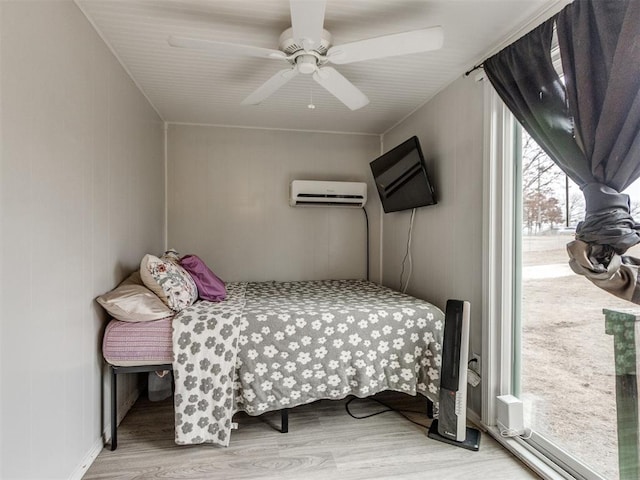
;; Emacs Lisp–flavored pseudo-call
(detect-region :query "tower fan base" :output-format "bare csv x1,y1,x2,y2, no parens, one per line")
427,420,481,451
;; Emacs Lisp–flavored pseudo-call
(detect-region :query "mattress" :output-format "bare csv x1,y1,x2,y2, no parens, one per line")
103,317,173,366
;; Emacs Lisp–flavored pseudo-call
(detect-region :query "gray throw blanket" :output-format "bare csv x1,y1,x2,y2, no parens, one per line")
173,280,444,446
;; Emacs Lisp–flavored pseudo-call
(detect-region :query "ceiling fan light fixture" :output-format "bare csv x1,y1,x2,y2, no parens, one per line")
296,54,318,74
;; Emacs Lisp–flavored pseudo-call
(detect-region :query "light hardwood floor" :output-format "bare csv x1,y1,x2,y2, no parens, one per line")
84,392,539,479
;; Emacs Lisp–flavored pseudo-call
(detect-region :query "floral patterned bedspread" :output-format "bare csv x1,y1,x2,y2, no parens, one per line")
172,282,246,446
172,280,444,446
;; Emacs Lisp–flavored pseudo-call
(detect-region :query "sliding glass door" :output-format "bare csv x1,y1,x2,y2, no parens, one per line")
514,125,640,480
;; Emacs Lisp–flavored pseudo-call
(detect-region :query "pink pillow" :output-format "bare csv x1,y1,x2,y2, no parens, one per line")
179,255,227,302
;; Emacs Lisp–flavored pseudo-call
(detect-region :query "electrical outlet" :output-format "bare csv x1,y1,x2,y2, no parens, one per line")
470,353,481,374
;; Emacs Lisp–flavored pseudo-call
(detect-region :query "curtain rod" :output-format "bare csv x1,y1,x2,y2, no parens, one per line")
464,63,484,77
463,0,569,79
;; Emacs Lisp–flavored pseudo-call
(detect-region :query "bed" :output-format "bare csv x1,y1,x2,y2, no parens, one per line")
103,278,444,448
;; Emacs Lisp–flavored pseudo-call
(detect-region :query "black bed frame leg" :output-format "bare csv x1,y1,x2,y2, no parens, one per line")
427,399,434,419
110,366,118,451
281,409,289,433
107,363,172,451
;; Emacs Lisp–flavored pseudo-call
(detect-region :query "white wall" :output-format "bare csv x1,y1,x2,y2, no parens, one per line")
0,2,164,479
382,75,485,413
167,125,381,283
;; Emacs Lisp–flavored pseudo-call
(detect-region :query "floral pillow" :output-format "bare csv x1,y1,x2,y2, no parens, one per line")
161,248,181,264
140,253,198,312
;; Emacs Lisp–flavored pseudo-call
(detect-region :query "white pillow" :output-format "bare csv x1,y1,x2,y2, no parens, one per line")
140,254,198,312
96,271,173,322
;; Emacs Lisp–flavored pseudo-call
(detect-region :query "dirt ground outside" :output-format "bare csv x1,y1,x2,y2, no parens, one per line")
520,234,640,480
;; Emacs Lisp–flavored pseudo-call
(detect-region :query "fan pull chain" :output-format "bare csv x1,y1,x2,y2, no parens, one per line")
308,83,316,109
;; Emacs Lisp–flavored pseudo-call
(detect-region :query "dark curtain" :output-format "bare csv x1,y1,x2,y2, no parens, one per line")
484,0,640,303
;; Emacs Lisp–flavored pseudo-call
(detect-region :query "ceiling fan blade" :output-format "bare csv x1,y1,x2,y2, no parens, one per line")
312,67,369,111
327,26,444,65
241,68,299,105
168,35,286,60
290,0,326,51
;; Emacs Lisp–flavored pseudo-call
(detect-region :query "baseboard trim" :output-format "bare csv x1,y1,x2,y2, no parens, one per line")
69,387,140,479
68,436,104,480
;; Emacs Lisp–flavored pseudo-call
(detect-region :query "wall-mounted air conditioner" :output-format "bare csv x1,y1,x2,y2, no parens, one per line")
290,180,367,208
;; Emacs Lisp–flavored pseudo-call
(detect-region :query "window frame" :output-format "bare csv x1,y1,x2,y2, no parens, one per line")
481,82,608,480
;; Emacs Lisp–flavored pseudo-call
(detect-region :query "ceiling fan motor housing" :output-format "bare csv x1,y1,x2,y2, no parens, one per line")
279,27,332,56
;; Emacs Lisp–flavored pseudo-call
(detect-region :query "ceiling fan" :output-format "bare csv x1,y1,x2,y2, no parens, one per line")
168,0,443,111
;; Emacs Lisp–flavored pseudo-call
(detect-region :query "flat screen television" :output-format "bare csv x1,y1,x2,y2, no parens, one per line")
370,136,437,213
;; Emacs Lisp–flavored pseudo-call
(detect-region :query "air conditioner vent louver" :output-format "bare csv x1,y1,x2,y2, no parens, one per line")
290,180,367,208
298,193,364,199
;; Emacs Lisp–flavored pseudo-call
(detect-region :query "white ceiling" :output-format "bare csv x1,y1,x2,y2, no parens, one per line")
76,0,560,134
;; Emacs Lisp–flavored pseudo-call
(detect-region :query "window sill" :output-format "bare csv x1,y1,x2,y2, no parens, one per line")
486,426,574,480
